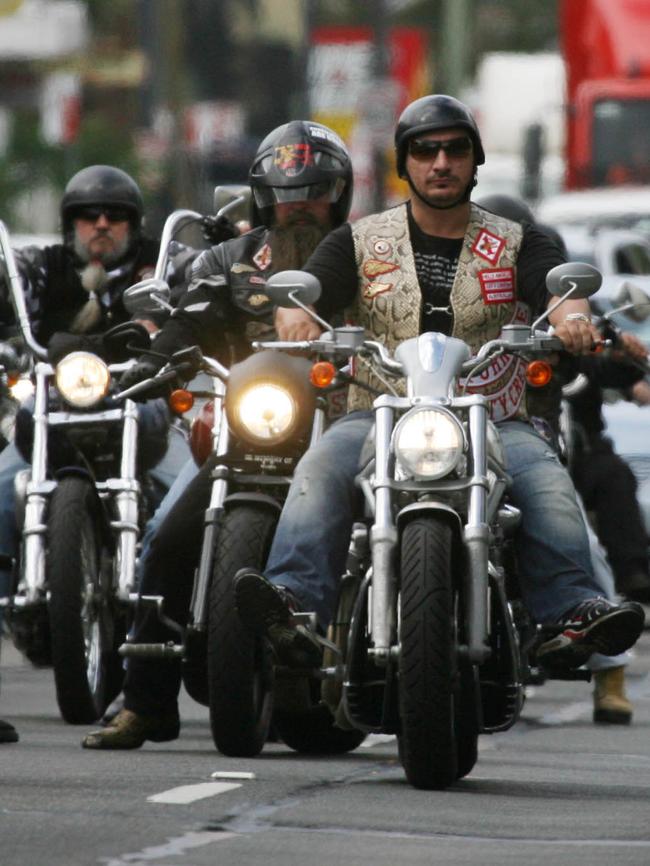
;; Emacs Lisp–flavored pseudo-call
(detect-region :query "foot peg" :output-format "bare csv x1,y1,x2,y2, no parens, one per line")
118,641,184,659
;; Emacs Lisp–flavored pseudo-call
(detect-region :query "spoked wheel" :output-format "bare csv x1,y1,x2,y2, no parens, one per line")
397,515,478,789
207,505,276,756
47,477,123,724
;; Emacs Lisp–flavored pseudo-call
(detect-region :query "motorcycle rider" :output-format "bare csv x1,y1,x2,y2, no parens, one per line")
0,165,196,623
232,95,645,678
478,192,648,725
81,120,354,749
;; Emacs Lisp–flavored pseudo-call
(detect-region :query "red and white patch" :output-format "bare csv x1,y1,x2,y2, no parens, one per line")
248,275,266,285
472,229,506,264
478,267,515,304
252,243,272,271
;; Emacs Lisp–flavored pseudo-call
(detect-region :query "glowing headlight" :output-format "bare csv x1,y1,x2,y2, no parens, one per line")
55,352,110,408
9,377,34,402
234,383,297,445
393,407,464,479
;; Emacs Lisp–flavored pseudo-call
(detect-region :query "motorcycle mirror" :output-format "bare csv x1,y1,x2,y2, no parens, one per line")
265,270,322,308
545,262,602,299
611,280,650,321
123,278,172,316
213,185,251,222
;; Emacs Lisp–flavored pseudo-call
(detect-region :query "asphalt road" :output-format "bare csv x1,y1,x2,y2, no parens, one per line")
3,629,650,866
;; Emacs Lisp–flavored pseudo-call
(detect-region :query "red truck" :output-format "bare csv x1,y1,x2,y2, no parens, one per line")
561,0,650,189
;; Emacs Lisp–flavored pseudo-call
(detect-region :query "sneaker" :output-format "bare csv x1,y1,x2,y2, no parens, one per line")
0,719,18,743
537,597,645,669
233,568,322,669
81,708,180,750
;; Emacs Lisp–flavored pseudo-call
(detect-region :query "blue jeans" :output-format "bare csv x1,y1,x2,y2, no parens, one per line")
265,413,603,628
136,454,199,585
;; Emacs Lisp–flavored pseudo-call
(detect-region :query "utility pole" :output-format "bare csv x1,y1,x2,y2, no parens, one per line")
371,0,390,211
438,0,473,95
298,0,317,118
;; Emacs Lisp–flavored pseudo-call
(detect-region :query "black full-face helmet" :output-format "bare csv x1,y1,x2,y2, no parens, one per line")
248,121,353,228
394,94,486,179
60,165,144,241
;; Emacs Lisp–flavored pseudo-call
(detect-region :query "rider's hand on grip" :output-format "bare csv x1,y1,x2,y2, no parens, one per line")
201,214,239,245
119,356,165,399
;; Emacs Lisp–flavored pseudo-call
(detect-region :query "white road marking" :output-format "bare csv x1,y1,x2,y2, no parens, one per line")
211,770,256,780
147,781,241,804
100,830,236,865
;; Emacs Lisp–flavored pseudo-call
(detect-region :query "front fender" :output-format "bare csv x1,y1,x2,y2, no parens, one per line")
396,500,464,542
223,491,282,515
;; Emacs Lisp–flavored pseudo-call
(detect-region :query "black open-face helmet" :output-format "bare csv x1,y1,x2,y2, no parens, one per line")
60,165,144,240
395,95,485,179
248,121,353,228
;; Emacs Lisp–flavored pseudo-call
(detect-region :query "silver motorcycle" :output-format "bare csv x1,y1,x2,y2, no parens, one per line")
0,210,201,723
252,261,602,789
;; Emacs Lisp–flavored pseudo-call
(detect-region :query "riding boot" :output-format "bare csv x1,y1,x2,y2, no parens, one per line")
593,666,633,725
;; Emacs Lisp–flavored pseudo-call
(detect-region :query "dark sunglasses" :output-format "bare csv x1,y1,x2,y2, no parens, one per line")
408,136,473,161
73,206,132,223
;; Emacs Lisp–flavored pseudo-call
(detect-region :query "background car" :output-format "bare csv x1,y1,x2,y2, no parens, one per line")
536,185,650,241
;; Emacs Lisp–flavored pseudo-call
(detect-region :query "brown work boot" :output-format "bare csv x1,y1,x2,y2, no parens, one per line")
81,708,180,750
593,666,633,725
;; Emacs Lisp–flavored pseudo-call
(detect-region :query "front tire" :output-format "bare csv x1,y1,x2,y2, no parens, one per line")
398,515,477,789
47,477,122,724
207,505,276,756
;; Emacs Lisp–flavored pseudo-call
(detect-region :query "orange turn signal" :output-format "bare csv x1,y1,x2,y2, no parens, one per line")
310,361,336,389
525,360,553,388
169,389,194,414
6,372,19,387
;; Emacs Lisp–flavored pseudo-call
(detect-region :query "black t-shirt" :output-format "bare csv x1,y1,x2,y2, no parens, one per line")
306,203,564,330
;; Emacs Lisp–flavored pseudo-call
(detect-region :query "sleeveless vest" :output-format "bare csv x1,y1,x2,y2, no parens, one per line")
347,202,530,421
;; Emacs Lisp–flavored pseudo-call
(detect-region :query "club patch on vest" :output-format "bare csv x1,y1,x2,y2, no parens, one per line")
247,292,270,307
253,244,272,271
363,259,398,279
472,228,506,264
478,267,515,304
364,280,394,299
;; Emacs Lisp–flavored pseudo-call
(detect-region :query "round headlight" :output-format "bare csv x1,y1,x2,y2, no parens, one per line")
55,352,110,408
393,407,464,479
233,382,298,445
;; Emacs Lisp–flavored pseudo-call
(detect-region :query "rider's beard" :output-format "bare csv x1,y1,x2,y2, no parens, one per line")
269,214,331,271
73,229,131,268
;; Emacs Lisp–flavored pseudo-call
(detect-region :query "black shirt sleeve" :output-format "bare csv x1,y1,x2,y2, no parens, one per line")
303,224,358,320
516,223,566,316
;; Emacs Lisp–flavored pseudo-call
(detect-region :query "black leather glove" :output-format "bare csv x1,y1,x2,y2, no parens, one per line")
102,321,152,363
201,214,239,245
119,356,165,395
48,331,105,365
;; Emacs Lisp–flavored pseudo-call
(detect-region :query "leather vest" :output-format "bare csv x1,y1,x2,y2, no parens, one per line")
347,203,529,421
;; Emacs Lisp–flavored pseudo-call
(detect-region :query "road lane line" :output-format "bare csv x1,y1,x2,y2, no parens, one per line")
100,830,236,865
147,781,241,804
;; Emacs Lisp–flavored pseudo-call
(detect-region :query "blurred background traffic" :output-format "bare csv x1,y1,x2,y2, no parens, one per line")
2,0,650,281
4,0,642,234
